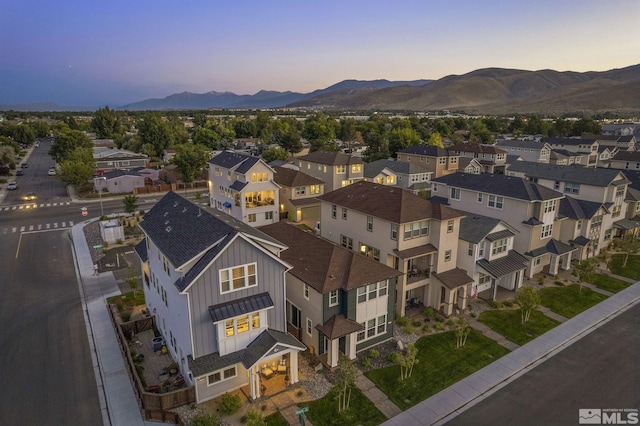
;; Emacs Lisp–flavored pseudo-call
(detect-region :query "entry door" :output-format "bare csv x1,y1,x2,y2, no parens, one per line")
338,336,346,355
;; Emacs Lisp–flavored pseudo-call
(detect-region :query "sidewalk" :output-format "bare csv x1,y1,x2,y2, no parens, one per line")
70,220,151,426
382,280,640,426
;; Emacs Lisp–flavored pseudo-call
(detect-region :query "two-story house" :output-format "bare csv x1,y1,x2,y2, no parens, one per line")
608,151,640,172
396,145,460,179
457,157,483,174
449,143,507,174
259,222,402,368
505,162,632,255
456,213,527,301
431,173,574,278
135,192,305,402
364,159,432,195
208,151,279,228
545,137,599,167
495,139,551,163
272,166,325,223
317,181,471,317
296,151,364,192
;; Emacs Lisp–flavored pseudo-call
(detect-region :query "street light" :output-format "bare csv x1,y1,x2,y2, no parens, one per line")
95,176,107,217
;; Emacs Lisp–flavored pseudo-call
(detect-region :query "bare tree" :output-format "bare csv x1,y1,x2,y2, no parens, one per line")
455,318,471,348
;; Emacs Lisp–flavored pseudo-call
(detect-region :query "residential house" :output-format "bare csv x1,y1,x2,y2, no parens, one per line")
449,143,507,174
396,145,460,179
135,192,305,402
589,134,636,152
495,139,551,163
549,149,581,166
505,162,632,256
93,146,149,173
296,151,364,192
456,213,527,301
259,222,402,368
431,173,574,278
602,123,638,137
93,169,146,194
545,137,599,167
364,159,432,195
457,157,482,175
272,166,325,223
317,181,471,317
608,151,640,171
208,151,279,228
558,197,613,260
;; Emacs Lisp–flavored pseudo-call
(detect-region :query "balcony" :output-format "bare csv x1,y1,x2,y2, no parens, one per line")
407,267,430,285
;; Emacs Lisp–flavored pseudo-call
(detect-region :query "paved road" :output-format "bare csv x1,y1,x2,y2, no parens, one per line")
445,303,640,426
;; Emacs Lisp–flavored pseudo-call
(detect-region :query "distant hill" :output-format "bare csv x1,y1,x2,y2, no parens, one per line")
117,79,433,110
288,65,640,115
0,102,95,112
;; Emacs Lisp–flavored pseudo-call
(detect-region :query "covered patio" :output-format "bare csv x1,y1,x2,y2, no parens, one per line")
315,314,363,368
475,251,528,301
432,268,473,316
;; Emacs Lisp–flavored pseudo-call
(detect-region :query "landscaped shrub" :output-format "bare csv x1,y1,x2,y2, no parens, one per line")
388,351,401,364
422,324,431,333
120,312,131,322
446,319,455,327
191,413,223,426
396,316,410,327
219,393,242,415
489,300,504,309
435,315,445,323
554,280,565,286
404,324,415,334
362,357,372,368
412,319,422,327
434,322,445,331
503,300,514,307
367,349,379,359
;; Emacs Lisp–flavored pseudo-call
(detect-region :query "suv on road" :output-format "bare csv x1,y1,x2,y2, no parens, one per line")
48,168,56,176
7,182,17,190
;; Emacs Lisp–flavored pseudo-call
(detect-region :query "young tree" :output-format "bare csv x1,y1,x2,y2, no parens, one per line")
399,343,419,380
573,258,597,294
335,354,358,412
515,286,541,323
620,233,640,267
245,409,267,426
123,194,139,215
455,318,471,348
126,266,139,298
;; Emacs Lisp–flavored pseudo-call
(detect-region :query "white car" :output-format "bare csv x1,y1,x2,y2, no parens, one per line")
48,169,56,176
7,181,17,190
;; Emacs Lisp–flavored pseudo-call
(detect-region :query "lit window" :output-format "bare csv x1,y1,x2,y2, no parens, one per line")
248,214,256,223
336,165,346,174
310,185,320,194
236,316,249,334
220,263,257,294
351,164,362,173
252,313,260,329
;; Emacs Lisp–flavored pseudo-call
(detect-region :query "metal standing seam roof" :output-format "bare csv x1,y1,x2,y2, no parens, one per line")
208,292,274,323
485,229,516,242
477,251,528,278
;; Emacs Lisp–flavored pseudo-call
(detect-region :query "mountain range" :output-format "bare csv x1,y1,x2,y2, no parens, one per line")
2,64,639,115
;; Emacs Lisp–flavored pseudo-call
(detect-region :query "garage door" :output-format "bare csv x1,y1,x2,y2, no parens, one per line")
301,206,320,221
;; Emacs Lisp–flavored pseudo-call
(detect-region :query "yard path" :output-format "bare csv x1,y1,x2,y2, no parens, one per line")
537,306,568,323
354,370,403,419
271,392,314,426
469,319,520,351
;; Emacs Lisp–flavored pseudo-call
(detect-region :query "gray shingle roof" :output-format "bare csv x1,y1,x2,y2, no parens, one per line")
432,268,473,290
506,162,629,187
545,137,597,146
364,159,429,179
134,239,148,262
559,196,604,220
316,315,363,340
477,251,527,278
525,239,576,257
273,166,324,187
571,236,591,245
432,172,563,202
612,151,640,162
208,292,274,323
495,140,549,150
207,151,262,174
459,213,503,244
399,144,450,157
297,151,364,166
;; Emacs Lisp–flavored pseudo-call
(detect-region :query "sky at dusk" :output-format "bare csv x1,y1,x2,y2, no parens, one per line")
1,0,639,107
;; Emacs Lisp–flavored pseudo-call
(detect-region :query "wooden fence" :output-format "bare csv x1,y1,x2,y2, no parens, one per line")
108,307,195,424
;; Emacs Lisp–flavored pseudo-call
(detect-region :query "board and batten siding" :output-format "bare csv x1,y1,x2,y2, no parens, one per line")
187,236,288,359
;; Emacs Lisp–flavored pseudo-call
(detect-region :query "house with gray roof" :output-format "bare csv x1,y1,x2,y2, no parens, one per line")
93,146,149,173
609,151,640,171
456,213,527,301
396,144,460,178
272,166,325,223
295,151,364,192
431,172,574,278
135,192,304,402
449,143,508,174
364,159,432,195
499,162,632,256
318,181,471,317
208,151,280,228
259,222,402,368
458,157,482,175
495,139,551,164
545,137,599,167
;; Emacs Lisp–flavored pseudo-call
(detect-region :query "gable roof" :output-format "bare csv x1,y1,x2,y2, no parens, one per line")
506,162,630,187
139,191,285,275
432,172,563,202
102,169,142,179
399,144,450,157
364,159,430,178
612,151,640,162
258,222,402,293
297,151,364,166
318,180,463,223
559,196,606,220
207,150,263,173
458,213,504,244
316,315,363,340
273,166,324,187
449,143,506,155
545,137,597,146
495,140,550,150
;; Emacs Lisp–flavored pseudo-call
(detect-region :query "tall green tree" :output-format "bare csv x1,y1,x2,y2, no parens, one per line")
0,146,16,167
278,125,302,155
91,106,121,138
362,131,389,162
171,143,209,183
123,194,139,214
303,113,338,152
388,127,420,157
58,147,95,185
261,147,289,163
192,127,221,149
137,113,173,158
13,125,36,145
27,121,50,138
49,129,92,163
427,132,444,148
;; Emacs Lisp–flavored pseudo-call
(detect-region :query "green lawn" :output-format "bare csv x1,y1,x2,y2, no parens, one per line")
586,273,632,293
364,329,510,411
107,290,145,306
265,411,289,426
540,284,608,318
300,386,386,426
478,309,560,345
609,254,640,281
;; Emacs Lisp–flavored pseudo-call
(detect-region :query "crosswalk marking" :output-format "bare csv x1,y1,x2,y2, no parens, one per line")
20,226,25,232
38,224,42,230
29,225,34,231
1,221,76,234
1,202,72,212
46,223,50,229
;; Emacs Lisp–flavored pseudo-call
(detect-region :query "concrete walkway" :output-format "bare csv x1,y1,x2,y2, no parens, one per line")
469,319,520,351
537,306,568,323
270,392,313,426
354,371,403,419
70,220,151,426
382,281,640,426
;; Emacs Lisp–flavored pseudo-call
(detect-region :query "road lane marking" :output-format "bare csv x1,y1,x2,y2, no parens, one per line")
53,223,58,228
38,224,42,230
20,226,25,232
46,223,50,229
29,225,34,231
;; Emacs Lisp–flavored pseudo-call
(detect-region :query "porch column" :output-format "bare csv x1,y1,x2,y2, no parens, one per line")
549,255,559,275
459,286,468,311
250,366,258,399
562,254,571,270
290,351,299,383
330,339,339,368
491,279,498,301
347,334,357,361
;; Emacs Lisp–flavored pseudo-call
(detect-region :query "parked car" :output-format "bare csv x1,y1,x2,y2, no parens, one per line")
22,192,37,201
48,168,56,176
20,163,28,168
16,170,24,176
7,182,17,190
